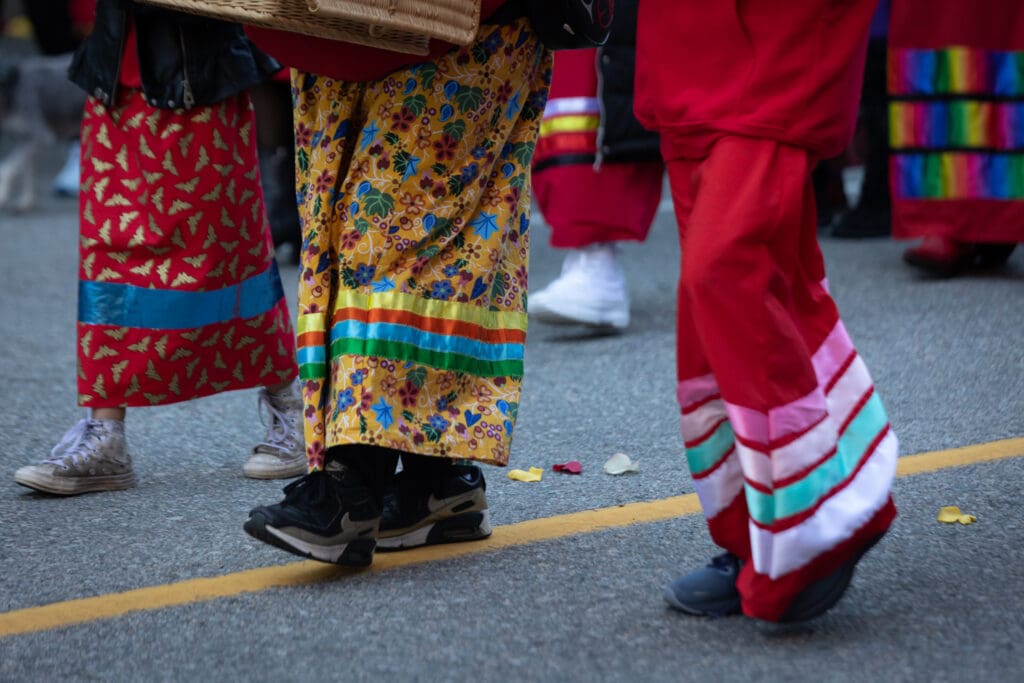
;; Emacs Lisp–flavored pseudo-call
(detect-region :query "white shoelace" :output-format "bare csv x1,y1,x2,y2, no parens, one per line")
45,419,97,467
257,390,299,453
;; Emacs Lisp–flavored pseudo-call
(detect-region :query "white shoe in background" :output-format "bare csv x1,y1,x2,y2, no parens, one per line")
529,243,630,329
52,141,80,197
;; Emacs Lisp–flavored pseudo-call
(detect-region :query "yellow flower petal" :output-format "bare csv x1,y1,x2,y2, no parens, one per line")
508,467,544,483
957,514,977,525
937,506,963,523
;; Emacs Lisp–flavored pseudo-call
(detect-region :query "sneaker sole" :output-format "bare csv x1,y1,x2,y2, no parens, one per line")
377,510,492,551
530,299,629,329
242,460,308,480
243,511,375,567
662,585,742,617
778,532,886,623
14,471,136,496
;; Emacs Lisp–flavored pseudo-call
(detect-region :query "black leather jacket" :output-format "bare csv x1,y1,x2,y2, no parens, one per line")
68,0,280,110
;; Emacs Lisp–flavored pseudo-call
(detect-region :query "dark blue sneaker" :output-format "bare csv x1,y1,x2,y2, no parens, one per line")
778,532,885,623
663,553,743,616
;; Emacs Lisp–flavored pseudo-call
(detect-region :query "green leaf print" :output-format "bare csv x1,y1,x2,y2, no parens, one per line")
510,173,527,190
341,267,359,289
431,162,448,176
406,366,428,388
433,217,455,239
419,63,437,89
443,120,467,142
403,94,427,117
355,217,372,235
423,425,442,443
490,273,506,301
453,258,469,269
383,131,401,146
452,231,466,250
394,150,411,176
447,176,464,196
363,189,395,217
454,85,483,113
471,43,489,64
402,410,416,422
359,413,367,434
511,142,536,168
297,148,309,173
313,194,322,217
418,244,440,260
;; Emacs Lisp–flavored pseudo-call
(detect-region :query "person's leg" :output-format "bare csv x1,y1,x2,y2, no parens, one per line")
665,136,897,622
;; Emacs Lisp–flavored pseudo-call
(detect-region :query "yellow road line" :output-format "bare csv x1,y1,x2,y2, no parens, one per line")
2,436,1022,639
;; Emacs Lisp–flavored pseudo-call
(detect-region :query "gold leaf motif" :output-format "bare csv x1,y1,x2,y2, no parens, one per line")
145,359,162,381
105,194,131,207
146,246,171,256
181,329,202,342
247,244,263,258
125,375,141,397
148,214,164,237
201,183,222,202
203,226,217,250
93,344,117,360
185,357,201,379
128,336,151,353
170,347,193,362
228,255,239,279
108,251,130,265
115,145,128,172
219,206,236,229
212,128,228,151
162,150,179,176
93,177,110,202
146,111,161,136
98,219,112,245
200,331,221,348
129,260,154,277
213,351,227,369
275,369,293,382
220,240,239,253
127,226,147,249
186,211,202,235
154,335,169,359
171,227,186,250
80,330,93,357
157,259,171,284
160,122,184,140
168,374,181,396
174,176,200,194
177,131,195,158
195,145,210,173
111,359,130,383
243,166,259,182
80,237,99,249
90,158,114,173
191,109,212,124
183,254,207,268
83,200,94,225
222,327,235,349
212,163,233,177
232,362,244,382
138,134,156,160
122,177,141,192
226,179,237,204
236,335,256,349
239,264,256,281
142,170,163,186
260,357,273,377
119,210,140,233
248,344,264,366
125,112,145,129
196,368,209,390
104,327,129,341
95,267,123,282
170,272,197,287
144,393,168,405
210,380,231,393
92,374,107,400
168,199,192,216
96,122,112,149
239,120,252,147
207,261,225,278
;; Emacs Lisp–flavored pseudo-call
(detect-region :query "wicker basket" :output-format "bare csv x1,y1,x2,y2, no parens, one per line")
135,0,482,56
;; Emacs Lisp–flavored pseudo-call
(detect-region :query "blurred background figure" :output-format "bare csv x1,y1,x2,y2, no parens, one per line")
529,0,662,331
889,0,1023,276
830,0,892,238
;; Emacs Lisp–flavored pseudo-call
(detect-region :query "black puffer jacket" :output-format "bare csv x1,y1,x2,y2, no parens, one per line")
68,0,279,110
596,0,660,164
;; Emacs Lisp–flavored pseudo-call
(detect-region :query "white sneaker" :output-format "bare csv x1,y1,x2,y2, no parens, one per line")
15,418,135,495
52,141,80,197
529,244,630,329
244,380,307,480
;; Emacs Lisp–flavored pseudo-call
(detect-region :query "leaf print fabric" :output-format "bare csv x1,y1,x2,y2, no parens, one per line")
76,91,298,407
293,19,552,470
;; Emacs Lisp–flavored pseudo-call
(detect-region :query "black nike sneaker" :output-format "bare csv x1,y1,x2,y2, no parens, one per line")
244,462,381,566
377,463,492,550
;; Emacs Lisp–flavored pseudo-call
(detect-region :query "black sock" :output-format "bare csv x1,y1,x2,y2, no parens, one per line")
400,453,459,481
326,445,400,503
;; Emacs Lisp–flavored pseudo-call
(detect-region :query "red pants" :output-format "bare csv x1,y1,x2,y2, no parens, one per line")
668,136,897,621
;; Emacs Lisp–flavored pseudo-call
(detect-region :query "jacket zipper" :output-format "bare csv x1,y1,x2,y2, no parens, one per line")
179,28,195,109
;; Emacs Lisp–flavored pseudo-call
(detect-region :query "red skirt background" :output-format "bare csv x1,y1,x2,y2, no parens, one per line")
76,90,297,407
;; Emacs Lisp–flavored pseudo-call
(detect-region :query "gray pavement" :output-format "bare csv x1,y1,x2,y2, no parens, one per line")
1,170,1023,681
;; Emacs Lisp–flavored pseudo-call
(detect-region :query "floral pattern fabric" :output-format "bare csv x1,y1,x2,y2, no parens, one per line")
293,19,552,470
